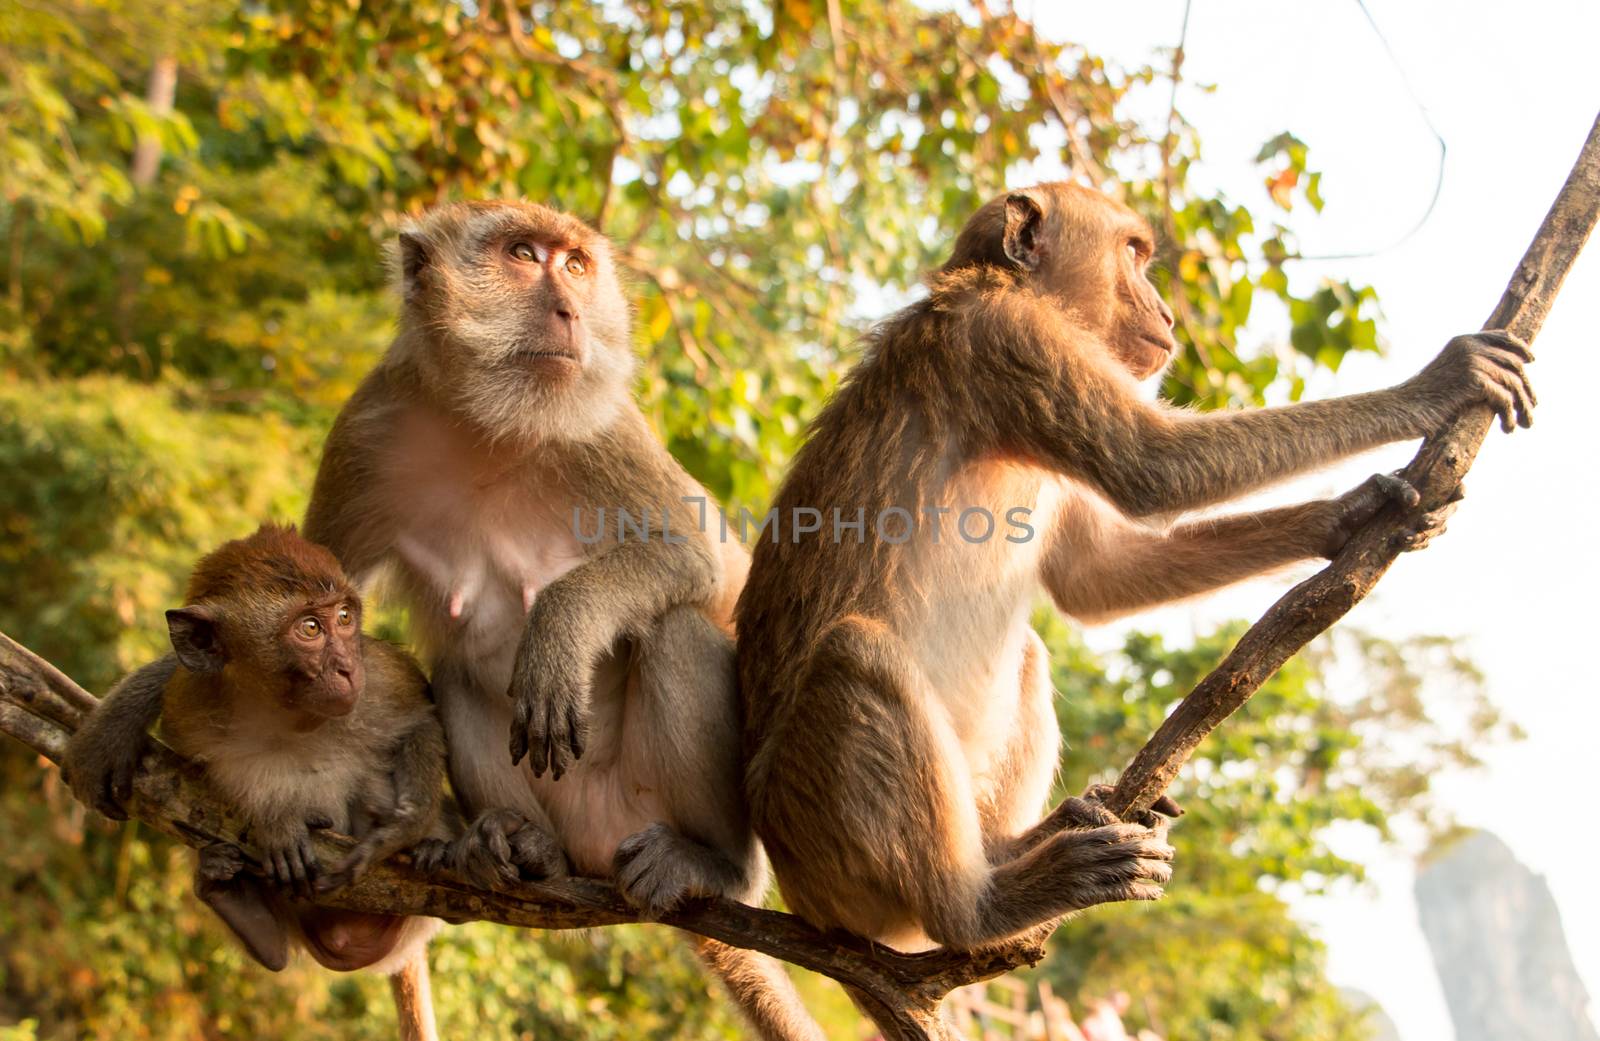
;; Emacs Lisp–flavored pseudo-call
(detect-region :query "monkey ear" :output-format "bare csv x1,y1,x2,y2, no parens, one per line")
1002,192,1045,271
166,606,226,674
398,231,430,287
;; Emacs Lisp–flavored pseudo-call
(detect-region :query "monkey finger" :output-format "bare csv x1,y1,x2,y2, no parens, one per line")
1477,329,1534,363
96,780,130,822
567,702,588,763
111,757,137,810
525,711,553,778
1479,383,1517,433
305,813,335,831
1480,346,1539,410
1480,360,1535,428
1152,794,1184,818
1371,472,1421,509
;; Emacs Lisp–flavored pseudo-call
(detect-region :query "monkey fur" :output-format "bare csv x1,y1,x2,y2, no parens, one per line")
63,525,447,983
303,201,821,1041
735,182,1533,952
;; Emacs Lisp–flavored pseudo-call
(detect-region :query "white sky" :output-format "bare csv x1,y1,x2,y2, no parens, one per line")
1020,3,1600,1038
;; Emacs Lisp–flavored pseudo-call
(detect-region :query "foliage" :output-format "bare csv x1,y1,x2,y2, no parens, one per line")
1037,615,1513,1041
0,1,1509,1039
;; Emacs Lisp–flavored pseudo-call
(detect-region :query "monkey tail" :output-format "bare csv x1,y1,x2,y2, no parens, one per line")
690,935,828,1041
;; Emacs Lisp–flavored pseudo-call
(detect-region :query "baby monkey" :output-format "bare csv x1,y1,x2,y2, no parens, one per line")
63,525,446,1033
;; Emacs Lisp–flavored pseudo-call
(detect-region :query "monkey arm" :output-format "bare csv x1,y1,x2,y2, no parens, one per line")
1044,472,1437,625
507,531,721,776
1041,504,1330,626
61,654,177,820
971,299,1533,518
322,715,448,892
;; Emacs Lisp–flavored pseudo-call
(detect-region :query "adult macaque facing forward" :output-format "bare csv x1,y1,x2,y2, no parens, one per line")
303,201,820,1041
736,182,1533,952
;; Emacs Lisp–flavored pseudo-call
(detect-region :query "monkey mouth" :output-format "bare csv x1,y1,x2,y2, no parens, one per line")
510,348,580,366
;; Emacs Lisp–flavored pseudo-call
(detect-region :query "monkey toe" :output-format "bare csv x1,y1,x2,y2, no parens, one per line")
613,824,709,919
410,838,451,876
506,823,568,881
442,809,564,891
264,840,321,900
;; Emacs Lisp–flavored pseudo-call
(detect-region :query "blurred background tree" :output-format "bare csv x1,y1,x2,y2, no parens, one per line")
0,1,1516,1038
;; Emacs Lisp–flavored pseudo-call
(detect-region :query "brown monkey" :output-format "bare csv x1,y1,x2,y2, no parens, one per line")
302,201,820,1041
63,525,447,1040
735,181,1534,953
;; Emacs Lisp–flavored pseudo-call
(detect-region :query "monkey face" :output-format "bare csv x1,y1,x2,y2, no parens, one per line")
952,183,1178,381
394,201,637,443
167,525,368,723
276,593,366,719
1107,235,1177,380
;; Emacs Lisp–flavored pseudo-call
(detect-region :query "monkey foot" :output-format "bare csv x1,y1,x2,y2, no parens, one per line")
416,808,567,892
613,822,744,920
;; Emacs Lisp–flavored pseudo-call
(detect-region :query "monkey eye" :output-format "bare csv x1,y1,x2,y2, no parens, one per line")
508,242,537,262
564,253,587,276
335,605,354,629
295,616,323,640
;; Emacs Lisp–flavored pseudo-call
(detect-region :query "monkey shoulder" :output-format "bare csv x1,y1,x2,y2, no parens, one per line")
357,637,432,711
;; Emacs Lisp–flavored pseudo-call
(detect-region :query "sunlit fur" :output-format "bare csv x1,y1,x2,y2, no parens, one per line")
64,525,447,1004
387,201,635,446
305,202,823,1041
736,181,1533,953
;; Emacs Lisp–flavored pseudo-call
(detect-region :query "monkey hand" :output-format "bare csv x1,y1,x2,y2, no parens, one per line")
61,727,146,822
1064,782,1183,831
198,842,248,884
413,809,568,892
1402,330,1536,434
506,627,593,779
251,818,323,901
1316,473,1463,559
1043,790,1176,911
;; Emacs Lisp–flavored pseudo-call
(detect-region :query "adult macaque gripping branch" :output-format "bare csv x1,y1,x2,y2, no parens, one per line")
2,111,1596,1041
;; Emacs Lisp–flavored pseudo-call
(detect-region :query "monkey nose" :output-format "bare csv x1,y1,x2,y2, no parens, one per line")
329,662,361,699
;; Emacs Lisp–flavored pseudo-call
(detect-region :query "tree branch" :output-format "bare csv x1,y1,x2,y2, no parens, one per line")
2,110,1594,1041
0,633,1037,1039
1107,108,1600,818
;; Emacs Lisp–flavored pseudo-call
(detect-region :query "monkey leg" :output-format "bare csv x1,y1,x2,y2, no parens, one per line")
978,628,1063,861
431,657,567,832
195,843,291,972
611,606,762,913
622,607,826,1041
751,617,1171,952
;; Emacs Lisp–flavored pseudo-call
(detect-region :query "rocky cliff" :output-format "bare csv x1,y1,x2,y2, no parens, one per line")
1416,830,1598,1041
